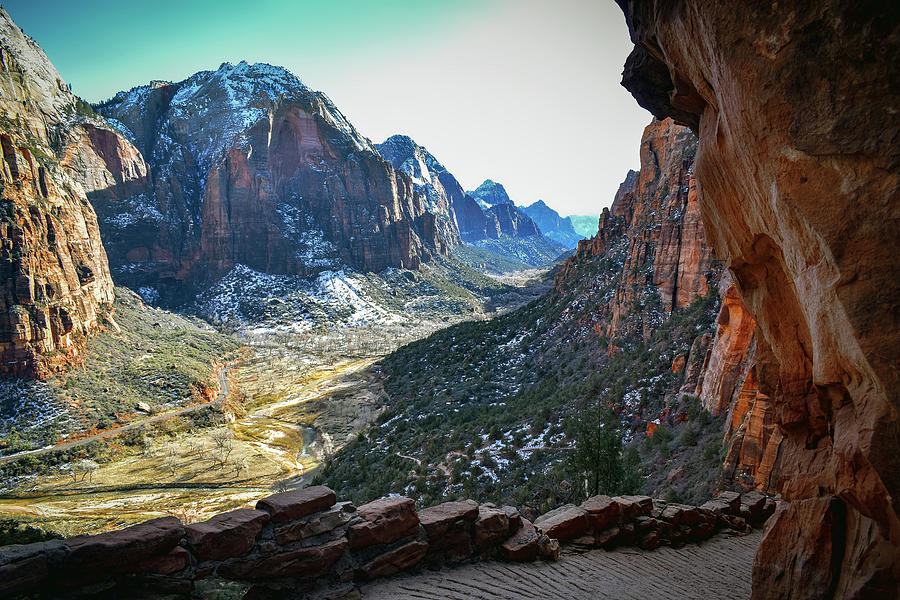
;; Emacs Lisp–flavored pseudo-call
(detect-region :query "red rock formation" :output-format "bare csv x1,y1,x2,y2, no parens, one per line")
698,273,757,416
554,118,715,344
95,63,446,303
616,1,900,597
697,272,781,493
0,8,116,377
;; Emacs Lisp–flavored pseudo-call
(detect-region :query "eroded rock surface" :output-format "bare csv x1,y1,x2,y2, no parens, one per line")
554,117,715,350
0,7,119,376
616,1,900,597
96,63,447,304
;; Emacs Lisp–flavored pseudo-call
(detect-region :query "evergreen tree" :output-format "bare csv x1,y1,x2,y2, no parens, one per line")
569,400,635,498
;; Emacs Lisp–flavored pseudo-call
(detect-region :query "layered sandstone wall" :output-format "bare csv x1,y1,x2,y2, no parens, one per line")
554,118,715,344
0,8,118,377
616,1,900,597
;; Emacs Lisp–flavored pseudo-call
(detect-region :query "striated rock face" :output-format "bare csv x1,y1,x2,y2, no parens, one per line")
96,63,445,303
697,272,781,493
483,202,539,239
555,118,715,344
376,135,461,247
616,1,900,597
0,8,117,377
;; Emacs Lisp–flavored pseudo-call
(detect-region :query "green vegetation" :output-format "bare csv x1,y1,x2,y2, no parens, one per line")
320,247,725,513
62,289,239,425
453,236,566,274
452,244,535,274
73,97,96,118
0,287,239,463
568,405,640,497
0,518,61,546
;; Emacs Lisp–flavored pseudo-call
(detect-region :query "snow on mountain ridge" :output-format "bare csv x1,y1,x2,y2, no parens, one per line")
101,61,376,181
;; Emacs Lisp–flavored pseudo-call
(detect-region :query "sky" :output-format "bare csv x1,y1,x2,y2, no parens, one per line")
4,0,651,217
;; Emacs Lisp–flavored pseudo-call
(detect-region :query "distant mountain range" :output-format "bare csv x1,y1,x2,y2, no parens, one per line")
378,136,566,270
520,200,582,248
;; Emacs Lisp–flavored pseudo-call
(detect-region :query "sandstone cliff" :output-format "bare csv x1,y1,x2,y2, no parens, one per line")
616,1,900,597
0,8,119,377
555,118,715,345
96,63,446,304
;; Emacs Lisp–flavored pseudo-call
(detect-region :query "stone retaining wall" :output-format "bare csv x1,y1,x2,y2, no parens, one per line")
0,488,775,599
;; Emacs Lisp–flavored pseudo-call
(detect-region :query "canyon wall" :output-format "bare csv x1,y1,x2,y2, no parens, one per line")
555,118,715,344
616,1,900,597
0,8,119,377
96,63,447,304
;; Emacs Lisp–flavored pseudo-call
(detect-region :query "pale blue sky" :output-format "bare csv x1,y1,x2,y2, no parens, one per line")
4,0,650,217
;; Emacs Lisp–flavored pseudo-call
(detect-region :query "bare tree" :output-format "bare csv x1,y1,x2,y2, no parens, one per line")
213,441,234,470
212,428,234,450
80,460,98,483
163,455,179,477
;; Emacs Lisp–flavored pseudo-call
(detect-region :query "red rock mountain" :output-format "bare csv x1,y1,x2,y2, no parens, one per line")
95,63,448,304
556,117,795,507
616,1,900,597
555,118,715,346
0,8,126,377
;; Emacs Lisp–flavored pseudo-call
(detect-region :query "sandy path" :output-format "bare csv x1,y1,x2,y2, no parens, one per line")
361,531,760,600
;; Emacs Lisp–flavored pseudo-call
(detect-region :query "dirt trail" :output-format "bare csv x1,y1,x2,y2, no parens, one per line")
361,531,760,600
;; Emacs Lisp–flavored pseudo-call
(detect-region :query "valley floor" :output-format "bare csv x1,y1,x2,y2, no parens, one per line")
361,531,761,600
0,358,380,535
0,262,553,536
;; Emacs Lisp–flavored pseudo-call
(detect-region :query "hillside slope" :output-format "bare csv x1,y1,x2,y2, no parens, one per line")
320,119,737,511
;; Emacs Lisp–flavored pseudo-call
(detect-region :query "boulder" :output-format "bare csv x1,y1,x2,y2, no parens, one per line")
638,531,661,551
580,495,620,531
501,506,522,535
219,538,347,580
536,535,560,561
612,496,653,521
700,498,733,516
256,486,336,523
138,546,190,575
595,527,620,548
274,502,356,545
66,516,184,572
185,508,269,562
417,500,478,541
635,516,660,534
357,540,428,580
534,504,589,542
0,540,66,597
715,491,742,514
618,523,636,546
501,519,539,562
660,504,702,526
473,505,511,550
740,491,768,527
349,497,419,550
